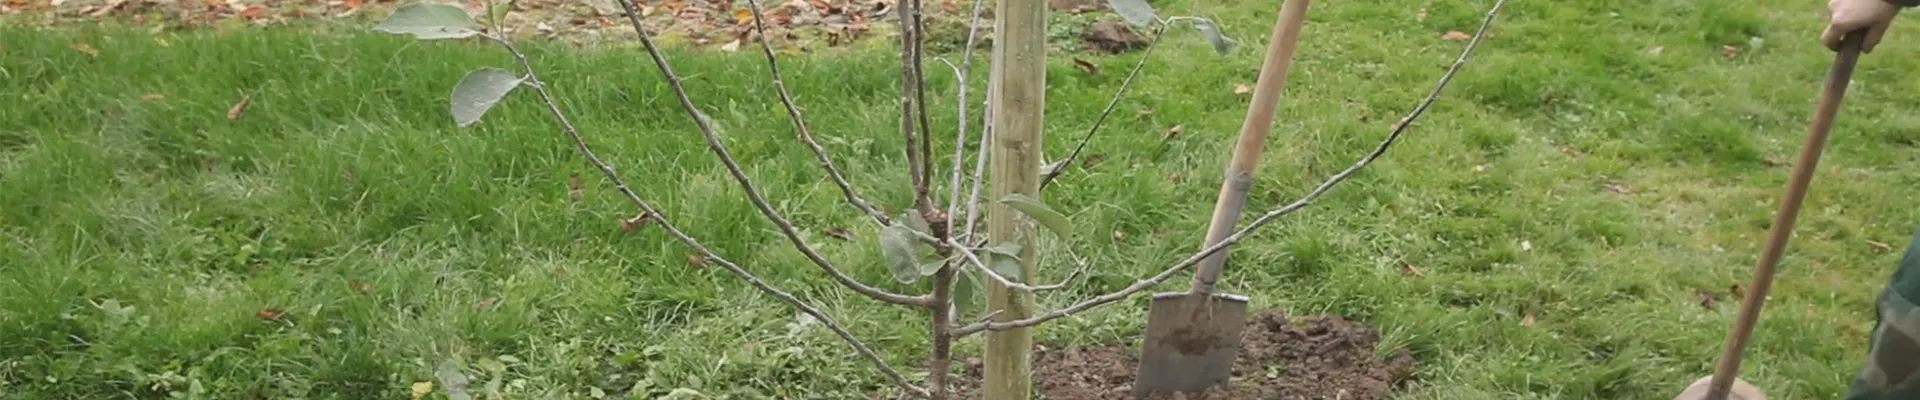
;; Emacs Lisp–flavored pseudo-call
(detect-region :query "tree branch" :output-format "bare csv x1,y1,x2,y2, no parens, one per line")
741,0,892,227
480,32,927,397
955,0,1509,337
611,0,933,309
943,0,989,243
1038,24,1166,191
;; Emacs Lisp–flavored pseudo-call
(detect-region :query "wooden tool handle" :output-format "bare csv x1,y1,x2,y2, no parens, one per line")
1191,0,1312,296
1699,30,1865,400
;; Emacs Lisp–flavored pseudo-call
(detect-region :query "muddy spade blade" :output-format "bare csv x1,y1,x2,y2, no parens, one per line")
1132,1,1308,397
1135,292,1250,397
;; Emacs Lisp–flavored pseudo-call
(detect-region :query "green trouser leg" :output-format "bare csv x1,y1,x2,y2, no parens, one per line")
1845,223,1920,400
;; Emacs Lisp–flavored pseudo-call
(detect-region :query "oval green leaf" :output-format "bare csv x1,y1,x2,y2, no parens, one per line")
451,67,525,127
1107,0,1158,28
879,224,923,284
982,242,1025,283
953,268,982,316
374,3,483,40
999,194,1072,239
1188,17,1237,55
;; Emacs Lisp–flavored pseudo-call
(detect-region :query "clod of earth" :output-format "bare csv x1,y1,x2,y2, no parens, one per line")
1083,20,1148,54
956,309,1416,400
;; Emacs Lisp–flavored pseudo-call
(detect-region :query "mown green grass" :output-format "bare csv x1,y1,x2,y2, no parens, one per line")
6,0,1920,398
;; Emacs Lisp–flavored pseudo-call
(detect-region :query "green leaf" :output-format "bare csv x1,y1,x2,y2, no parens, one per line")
1107,0,1158,28
1188,17,1237,55
953,268,982,316
450,67,525,127
999,194,1072,239
918,256,951,276
879,224,923,284
902,210,933,236
373,3,483,40
982,242,1025,282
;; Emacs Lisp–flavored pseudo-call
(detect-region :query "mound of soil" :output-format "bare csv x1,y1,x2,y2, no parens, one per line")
958,309,1416,400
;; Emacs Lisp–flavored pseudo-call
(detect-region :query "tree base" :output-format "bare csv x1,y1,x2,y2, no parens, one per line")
955,309,1416,399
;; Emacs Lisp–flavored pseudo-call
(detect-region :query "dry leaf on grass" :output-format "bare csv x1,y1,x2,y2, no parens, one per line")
686,253,709,268
1520,310,1535,326
255,308,285,321
1697,289,1718,311
1398,263,1424,276
1868,240,1893,251
1441,30,1470,40
71,42,98,56
1072,57,1097,75
1232,83,1251,94
1722,45,1739,58
227,92,252,120
1161,125,1182,141
822,227,854,241
410,381,433,400
140,93,165,101
618,213,653,231
1729,284,1744,301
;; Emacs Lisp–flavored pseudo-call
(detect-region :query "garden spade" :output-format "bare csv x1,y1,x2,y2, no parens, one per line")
1673,30,1866,400
1134,0,1310,397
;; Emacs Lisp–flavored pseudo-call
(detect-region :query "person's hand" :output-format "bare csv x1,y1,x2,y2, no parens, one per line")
1825,0,1903,52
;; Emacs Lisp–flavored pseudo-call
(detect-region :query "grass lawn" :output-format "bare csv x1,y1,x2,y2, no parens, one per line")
7,0,1920,398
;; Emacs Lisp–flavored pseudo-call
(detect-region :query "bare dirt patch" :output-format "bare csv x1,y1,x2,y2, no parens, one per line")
958,309,1416,400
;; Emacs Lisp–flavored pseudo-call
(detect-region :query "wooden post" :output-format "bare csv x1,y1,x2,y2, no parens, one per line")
983,0,1045,395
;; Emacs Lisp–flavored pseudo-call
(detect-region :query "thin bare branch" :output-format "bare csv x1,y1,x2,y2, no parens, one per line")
481,32,927,397
955,0,1509,337
611,0,934,309
740,0,891,227
944,0,990,243
961,98,992,242
949,239,1068,292
908,0,935,212
1039,24,1167,190
896,0,930,214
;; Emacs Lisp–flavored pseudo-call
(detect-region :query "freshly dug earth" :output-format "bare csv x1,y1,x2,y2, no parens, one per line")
957,309,1416,400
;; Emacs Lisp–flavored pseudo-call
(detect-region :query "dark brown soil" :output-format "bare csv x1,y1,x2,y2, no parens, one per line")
956,309,1416,400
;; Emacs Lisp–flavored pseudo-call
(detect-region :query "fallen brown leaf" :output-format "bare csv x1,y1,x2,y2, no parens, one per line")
1868,240,1893,251
344,0,362,8
720,38,742,52
619,213,654,231
239,5,266,18
1072,57,1097,75
1111,228,1126,240
1398,263,1424,277
1520,310,1536,326
823,227,854,241
477,296,500,309
1232,84,1251,94
687,253,709,268
256,308,285,321
348,280,372,293
1165,173,1182,183
71,42,98,56
1722,45,1739,59
1697,289,1717,311
1161,125,1182,141
1604,181,1633,194
1441,30,1470,40
1082,154,1104,169
567,172,584,202
732,8,755,25
1558,145,1584,157
140,93,165,101
226,92,252,120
